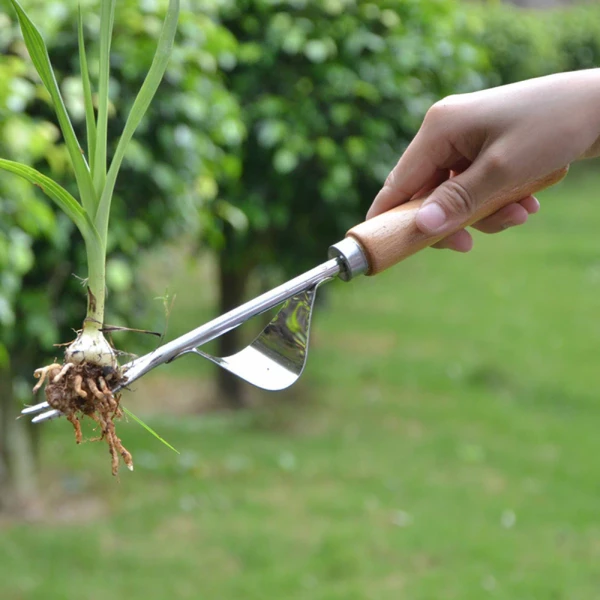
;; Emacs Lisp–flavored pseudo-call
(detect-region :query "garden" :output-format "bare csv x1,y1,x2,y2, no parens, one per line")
1,1,600,598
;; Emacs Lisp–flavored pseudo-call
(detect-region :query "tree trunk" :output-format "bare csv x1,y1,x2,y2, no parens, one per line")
0,369,9,510
216,254,251,409
0,365,40,517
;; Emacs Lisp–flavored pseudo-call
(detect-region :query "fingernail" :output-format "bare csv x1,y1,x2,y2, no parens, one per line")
416,203,446,233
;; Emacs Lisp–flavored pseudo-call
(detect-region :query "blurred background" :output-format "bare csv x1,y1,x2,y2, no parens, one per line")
1,0,600,598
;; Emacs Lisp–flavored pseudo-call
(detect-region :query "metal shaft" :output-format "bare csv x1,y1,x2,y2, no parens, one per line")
117,258,343,391
22,238,369,423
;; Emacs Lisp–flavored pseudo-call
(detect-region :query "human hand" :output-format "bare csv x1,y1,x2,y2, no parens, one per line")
367,70,600,252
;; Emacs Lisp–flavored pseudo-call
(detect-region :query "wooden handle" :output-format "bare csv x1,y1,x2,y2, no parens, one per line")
347,167,568,276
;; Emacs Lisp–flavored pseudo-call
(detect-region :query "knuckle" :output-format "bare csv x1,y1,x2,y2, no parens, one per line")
441,178,477,216
424,101,446,126
483,150,509,178
425,94,464,125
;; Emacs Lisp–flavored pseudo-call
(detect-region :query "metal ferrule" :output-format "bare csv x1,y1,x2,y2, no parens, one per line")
24,237,372,423
328,237,369,281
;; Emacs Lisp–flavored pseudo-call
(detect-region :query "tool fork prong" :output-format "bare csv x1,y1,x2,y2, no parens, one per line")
21,401,51,415
31,409,63,423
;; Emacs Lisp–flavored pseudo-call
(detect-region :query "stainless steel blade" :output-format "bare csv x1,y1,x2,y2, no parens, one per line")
191,285,320,391
114,258,343,392
22,237,369,422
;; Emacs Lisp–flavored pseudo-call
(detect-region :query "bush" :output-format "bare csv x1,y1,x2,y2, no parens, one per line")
0,0,240,372
556,5,600,71
215,0,489,276
201,0,491,403
0,0,241,506
470,2,600,86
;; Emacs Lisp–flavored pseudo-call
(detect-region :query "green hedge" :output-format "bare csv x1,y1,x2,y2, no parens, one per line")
556,5,600,72
0,0,239,384
470,3,600,86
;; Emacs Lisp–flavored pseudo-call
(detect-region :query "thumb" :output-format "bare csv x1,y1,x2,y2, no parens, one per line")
415,166,491,236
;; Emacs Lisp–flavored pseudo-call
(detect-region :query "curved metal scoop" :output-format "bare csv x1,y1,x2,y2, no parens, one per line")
22,238,369,422
186,287,318,391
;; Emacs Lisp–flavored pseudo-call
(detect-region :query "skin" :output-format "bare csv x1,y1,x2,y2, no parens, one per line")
367,69,600,252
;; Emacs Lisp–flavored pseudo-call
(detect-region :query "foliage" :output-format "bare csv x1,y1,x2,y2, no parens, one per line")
2,0,598,388
2,166,600,598
0,0,241,500
0,0,239,384
0,7,69,380
471,2,600,86
211,0,489,279
554,4,600,72
3,0,181,347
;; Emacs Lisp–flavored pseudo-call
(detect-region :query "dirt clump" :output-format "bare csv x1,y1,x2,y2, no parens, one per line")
33,362,132,475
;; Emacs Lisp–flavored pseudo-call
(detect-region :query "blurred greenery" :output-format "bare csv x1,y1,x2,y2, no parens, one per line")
0,0,241,364
214,0,488,275
472,2,600,85
0,0,241,507
2,164,600,598
193,0,489,403
2,0,600,596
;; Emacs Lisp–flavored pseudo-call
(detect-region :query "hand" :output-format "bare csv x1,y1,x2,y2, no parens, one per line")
367,70,600,252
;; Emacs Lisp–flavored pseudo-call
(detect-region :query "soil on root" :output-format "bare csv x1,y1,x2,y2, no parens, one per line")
33,362,133,475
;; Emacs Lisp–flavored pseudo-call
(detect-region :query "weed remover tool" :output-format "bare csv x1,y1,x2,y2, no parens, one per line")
23,169,566,424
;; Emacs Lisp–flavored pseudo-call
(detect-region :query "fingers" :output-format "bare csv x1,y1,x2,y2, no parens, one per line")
518,195,541,215
414,157,503,236
471,195,539,234
366,115,466,219
471,201,528,234
366,153,440,220
432,229,473,252
434,196,540,252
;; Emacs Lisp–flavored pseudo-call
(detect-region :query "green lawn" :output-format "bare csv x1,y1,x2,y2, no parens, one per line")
2,163,600,599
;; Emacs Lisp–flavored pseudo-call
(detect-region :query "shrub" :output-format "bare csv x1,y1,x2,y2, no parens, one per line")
470,2,600,86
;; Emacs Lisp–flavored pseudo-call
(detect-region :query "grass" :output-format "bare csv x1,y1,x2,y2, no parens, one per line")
2,163,600,599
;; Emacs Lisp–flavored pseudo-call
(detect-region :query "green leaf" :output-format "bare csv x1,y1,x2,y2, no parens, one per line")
78,6,97,174
122,407,179,455
8,0,97,215
95,0,180,243
0,159,95,239
92,0,116,197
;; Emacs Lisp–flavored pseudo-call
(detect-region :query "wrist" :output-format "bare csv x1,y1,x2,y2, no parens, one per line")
557,69,600,161
579,69,600,158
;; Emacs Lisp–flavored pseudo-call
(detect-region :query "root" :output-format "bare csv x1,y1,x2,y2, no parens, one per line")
73,375,88,398
33,361,132,476
67,414,83,444
91,406,133,475
53,362,74,383
32,364,62,394
87,377,104,400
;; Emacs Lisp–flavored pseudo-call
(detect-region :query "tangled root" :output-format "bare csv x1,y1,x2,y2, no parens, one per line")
33,362,133,476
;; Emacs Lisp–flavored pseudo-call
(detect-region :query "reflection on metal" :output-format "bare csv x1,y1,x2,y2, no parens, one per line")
115,258,341,392
22,240,365,421
328,237,368,281
192,286,320,391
